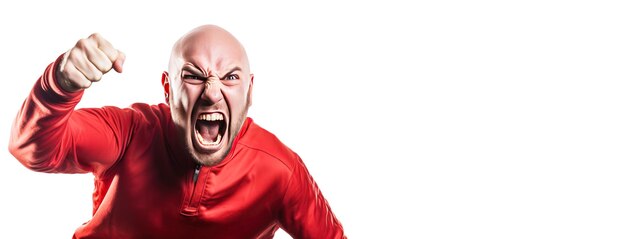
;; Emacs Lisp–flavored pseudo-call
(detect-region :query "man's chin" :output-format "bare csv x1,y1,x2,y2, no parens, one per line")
191,147,230,166
190,137,228,166
192,154,219,166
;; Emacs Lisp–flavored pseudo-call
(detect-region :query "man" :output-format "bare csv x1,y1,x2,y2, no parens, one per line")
9,25,345,239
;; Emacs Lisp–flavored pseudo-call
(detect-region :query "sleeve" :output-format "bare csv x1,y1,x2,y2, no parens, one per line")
277,156,347,239
8,55,137,175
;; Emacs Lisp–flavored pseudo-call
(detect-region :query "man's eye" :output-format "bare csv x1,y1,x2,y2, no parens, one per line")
182,75,205,84
183,75,200,80
225,74,239,81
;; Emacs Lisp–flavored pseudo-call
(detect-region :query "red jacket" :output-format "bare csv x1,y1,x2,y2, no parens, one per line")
9,58,346,239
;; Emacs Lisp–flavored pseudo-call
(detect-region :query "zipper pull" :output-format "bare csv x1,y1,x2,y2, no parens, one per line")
193,164,201,183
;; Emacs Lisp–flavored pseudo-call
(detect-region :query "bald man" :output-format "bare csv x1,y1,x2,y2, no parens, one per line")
9,25,346,239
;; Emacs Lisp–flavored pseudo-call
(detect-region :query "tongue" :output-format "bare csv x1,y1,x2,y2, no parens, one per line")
197,121,220,143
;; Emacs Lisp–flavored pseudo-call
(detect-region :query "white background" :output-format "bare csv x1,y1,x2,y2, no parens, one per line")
1,0,626,238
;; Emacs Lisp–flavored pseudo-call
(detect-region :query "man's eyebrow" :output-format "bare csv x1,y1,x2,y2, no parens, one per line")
222,66,242,77
181,65,204,76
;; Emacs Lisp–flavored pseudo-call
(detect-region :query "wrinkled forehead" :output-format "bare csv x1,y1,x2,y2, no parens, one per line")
170,27,249,72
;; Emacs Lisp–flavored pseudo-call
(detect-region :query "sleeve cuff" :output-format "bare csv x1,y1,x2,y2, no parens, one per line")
39,53,84,105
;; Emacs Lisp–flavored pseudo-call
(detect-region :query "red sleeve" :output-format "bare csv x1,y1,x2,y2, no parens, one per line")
278,156,347,239
8,55,136,175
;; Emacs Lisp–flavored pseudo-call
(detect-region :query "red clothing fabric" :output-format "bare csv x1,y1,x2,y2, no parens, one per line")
9,58,346,239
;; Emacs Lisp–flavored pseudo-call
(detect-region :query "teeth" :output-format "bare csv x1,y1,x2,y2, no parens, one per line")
196,130,222,146
198,113,224,121
195,112,223,146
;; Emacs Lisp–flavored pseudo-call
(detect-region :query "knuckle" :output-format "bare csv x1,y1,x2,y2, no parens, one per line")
68,49,82,61
76,38,96,50
88,33,101,40
79,80,92,89
75,38,88,48
103,61,114,72
93,71,103,82
94,59,113,73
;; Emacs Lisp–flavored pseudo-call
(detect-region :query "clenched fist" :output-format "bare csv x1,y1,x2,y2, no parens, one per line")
56,33,125,92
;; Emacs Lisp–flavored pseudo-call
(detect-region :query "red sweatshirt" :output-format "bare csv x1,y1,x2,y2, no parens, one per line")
9,58,346,239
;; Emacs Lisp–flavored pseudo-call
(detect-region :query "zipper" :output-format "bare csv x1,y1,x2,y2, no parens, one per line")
181,164,205,216
193,164,201,183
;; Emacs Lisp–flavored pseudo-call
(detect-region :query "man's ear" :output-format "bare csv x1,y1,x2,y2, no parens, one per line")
247,74,254,107
161,71,170,104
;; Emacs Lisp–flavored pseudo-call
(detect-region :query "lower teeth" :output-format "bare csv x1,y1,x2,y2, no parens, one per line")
197,132,221,146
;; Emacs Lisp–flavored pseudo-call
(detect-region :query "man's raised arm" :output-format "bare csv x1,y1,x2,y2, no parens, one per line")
8,33,131,175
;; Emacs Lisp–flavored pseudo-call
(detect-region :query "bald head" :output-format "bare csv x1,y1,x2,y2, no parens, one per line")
169,25,250,77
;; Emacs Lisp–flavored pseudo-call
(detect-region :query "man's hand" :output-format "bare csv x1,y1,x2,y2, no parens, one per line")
56,33,125,92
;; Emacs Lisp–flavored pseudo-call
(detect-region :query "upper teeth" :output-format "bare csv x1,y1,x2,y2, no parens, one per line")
198,113,223,121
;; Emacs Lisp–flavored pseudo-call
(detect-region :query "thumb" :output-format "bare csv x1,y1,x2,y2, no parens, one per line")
113,51,126,73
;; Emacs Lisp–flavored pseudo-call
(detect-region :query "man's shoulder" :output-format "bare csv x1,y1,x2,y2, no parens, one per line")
237,119,300,171
89,103,172,135
127,102,170,117
97,102,171,122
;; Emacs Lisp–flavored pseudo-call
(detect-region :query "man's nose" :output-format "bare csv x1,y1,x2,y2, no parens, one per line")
201,78,223,104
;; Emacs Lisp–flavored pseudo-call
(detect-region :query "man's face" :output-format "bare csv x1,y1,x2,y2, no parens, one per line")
166,27,253,166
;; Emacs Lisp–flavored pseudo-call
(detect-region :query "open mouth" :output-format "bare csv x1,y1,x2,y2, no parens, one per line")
194,112,226,148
